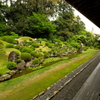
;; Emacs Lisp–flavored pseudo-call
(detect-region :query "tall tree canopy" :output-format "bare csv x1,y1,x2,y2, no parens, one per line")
0,0,98,48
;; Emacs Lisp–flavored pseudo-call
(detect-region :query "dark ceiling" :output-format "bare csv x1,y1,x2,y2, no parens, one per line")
66,0,100,28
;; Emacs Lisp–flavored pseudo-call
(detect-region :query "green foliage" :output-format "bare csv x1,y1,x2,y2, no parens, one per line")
27,12,56,38
29,65,44,71
30,51,44,58
32,41,40,48
0,3,7,36
10,32,19,39
30,51,37,56
45,42,54,48
6,44,14,48
15,45,21,50
20,47,33,53
0,40,4,49
21,53,31,62
6,62,17,70
32,58,39,64
43,51,50,58
0,23,7,36
15,51,20,56
1,36,15,44
17,59,21,63
20,47,30,52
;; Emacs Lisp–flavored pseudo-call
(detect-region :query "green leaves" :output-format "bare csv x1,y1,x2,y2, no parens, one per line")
27,12,56,38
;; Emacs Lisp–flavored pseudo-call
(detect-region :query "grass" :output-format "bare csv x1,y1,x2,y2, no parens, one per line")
43,57,68,64
0,50,10,74
17,37,34,42
4,48,21,55
0,40,9,47
35,45,51,52
0,48,21,74
0,49,99,100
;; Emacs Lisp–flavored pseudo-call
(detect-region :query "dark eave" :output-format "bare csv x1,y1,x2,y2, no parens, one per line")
66,0,100,28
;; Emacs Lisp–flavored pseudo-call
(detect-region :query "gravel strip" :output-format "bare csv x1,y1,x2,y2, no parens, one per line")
32,53,100,100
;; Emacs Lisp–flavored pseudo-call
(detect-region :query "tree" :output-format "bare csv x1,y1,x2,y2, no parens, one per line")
26,12,56,38
0,1,7,36
72,16,85,35
54,1,74,40
4,0,56,35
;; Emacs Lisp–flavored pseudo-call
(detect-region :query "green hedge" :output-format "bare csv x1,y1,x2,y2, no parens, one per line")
6,44,14,48
21,53,31,62
6,62,17,70
32,58,39,64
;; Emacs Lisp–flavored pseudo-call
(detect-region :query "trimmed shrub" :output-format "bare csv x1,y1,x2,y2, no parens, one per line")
1,36,15,43
23,40,29,46
15,51,20,56
31,51,44,58
17,59,21,63
13,40,18,44
6,62,17,70
15,45,21,50
45,42,53,48
6,44,14,48
32,41,40,48
29,38,33,41
43,51,50,58
30,51,37,56
21,53,31,62
32,58,39,64
21,47,33,53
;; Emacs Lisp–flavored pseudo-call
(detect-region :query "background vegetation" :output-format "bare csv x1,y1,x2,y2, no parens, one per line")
0,0,99,46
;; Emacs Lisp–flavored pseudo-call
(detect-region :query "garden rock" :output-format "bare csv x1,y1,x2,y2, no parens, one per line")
17,60,25,70
19,41,24,46
9,70,17,76
8,51,17,63
0,74,11,82
26,61,32,68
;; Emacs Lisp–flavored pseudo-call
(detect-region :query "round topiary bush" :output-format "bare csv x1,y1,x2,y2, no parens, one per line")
14,45,21,50
2,36,15,43
17,59,21,63
6,62,17,70
21,53,31,62
45,42,54,48
30,51,37,56
32,58,39,64
6,44,14,48
15,51,20,56
32,41,40,48
30,51,44,58
20,47,33,53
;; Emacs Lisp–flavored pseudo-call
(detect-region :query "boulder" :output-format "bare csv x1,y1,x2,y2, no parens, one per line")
0,74,11,82
8,51,17,63
17,60,26,70
9,70,17,76
26,61,32,68
19,41,24,46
